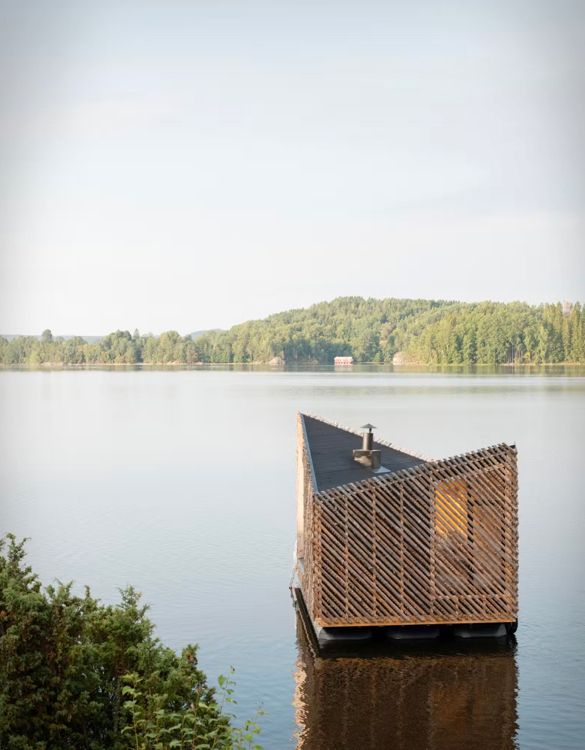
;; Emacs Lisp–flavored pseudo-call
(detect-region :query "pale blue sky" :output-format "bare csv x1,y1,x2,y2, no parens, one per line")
1,0,583,334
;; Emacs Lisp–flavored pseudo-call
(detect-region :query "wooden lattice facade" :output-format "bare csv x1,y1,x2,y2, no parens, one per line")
296,414,518,629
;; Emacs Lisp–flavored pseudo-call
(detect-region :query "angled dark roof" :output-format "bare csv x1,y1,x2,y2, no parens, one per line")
301,414,427,492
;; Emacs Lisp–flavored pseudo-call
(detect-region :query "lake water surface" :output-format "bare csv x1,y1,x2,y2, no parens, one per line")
1,368,584,748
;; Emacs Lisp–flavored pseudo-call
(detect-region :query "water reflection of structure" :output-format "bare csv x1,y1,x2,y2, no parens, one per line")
293,613,518,750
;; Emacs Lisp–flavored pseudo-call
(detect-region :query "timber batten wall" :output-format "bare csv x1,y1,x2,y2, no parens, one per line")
297,414,518,628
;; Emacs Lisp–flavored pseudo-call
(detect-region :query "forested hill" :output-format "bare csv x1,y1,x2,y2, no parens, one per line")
195,297,585,364
1,297,584,366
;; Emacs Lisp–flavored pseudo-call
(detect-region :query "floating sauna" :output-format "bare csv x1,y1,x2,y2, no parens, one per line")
294,414,518,645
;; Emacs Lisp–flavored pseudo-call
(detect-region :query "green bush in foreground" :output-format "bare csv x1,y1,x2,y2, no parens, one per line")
0,535,262,750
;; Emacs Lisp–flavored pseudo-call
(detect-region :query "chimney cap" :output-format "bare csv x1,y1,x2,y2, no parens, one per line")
361,423,376,431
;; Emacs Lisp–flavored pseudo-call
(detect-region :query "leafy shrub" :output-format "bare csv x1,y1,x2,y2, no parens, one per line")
0,535,262,750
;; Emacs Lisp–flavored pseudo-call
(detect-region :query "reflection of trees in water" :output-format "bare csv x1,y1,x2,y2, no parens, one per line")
293,614,518,750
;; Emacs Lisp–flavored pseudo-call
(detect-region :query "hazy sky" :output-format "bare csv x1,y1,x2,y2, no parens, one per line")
1,0,583,334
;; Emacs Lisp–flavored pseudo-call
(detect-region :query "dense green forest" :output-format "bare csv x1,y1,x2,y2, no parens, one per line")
1,297,584,366
0,535,262,750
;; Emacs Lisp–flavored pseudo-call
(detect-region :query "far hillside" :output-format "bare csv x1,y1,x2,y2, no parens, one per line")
195,297,584,365
0,297,583,366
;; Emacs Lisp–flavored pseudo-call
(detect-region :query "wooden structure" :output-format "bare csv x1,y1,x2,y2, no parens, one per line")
296,414,518,632
333,356,353,366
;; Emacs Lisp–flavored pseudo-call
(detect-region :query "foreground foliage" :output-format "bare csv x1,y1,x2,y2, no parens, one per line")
0,535,262,750
1,297,584,365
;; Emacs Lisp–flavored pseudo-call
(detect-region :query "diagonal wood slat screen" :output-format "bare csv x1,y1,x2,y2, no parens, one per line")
298,417,518,628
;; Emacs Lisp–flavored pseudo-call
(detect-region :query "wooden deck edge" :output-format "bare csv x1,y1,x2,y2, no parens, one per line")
314,615,518,628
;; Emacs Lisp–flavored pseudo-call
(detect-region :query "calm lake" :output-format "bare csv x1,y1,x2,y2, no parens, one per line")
1,368,584,749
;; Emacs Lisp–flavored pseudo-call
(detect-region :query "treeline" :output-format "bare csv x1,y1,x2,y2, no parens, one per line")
396,300,585,365
0,329,202,366
1,297,584,366
195,297,585,364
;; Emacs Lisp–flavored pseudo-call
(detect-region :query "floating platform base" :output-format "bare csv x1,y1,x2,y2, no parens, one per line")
291,587,517,651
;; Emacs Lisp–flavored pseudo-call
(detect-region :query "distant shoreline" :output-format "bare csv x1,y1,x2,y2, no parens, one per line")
2,298,584,367
1,361,584,371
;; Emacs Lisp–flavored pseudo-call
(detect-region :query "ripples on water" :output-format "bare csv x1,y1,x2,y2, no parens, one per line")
0,368,584,748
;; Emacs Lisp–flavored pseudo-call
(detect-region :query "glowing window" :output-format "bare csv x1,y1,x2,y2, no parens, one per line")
435,479,468,537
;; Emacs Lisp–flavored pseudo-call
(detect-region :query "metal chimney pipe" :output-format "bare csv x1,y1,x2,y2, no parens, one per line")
361,423,375,451
353,423,381,469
